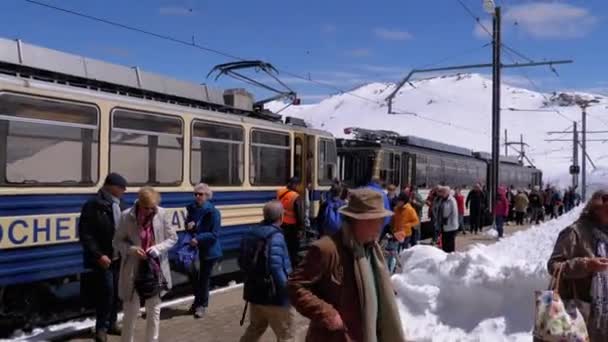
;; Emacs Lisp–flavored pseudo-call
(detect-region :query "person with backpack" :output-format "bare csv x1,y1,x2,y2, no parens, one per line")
187,183,223,319
239,201,294,342
317,184,346,236
113,187,177,342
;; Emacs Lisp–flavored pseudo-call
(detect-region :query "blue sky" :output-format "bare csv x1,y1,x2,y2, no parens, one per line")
1,0,606,102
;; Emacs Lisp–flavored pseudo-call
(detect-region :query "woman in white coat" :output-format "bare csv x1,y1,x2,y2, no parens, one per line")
113,187,177,342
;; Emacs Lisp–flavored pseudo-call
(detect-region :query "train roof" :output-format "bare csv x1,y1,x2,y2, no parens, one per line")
473,151,522,165
0,37,322,132
396,136,473,157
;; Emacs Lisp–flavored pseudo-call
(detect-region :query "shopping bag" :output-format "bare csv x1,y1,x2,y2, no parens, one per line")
533,265,589,342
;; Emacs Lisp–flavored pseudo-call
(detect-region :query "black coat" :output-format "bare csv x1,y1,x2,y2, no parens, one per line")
466,190,485,214
78,189,125,269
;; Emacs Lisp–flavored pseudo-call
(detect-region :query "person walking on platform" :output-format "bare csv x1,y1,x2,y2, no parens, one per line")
494,187,509,239
239,201,295,342
277,177,304,266
409,185,424,246
186,183,223,319
547,190,608,341
78,173,127,342
113,187,177,342
317,184,346,236
466,183,485,234
366,177,392,240
288,189,405,342
529,186,544,225
514,190,529,226
454,187,466,235
437,186,459,253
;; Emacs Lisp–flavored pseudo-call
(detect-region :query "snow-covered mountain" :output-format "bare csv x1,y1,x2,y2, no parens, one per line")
268,73,608,185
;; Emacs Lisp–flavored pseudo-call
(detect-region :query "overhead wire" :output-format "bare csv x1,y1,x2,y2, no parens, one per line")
23,0,489,134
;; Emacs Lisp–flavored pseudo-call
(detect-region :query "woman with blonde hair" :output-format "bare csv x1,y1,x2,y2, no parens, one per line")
185,183,222,318
113,187,177,342
548,190,608,341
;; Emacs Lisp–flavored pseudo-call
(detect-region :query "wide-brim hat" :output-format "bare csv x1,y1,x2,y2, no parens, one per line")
339,188,393,220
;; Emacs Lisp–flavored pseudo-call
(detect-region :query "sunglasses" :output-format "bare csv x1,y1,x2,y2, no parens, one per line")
194,192,205,197
602,194,608,203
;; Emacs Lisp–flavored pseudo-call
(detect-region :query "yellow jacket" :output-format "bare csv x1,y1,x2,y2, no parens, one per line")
391,203,420,241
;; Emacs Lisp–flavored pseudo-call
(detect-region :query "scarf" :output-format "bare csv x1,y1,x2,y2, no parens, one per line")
342,227,406,342
591,226,608,331
136,207,156,252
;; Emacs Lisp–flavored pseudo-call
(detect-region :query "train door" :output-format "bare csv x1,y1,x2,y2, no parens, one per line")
400,152,416,188
293,133,314,194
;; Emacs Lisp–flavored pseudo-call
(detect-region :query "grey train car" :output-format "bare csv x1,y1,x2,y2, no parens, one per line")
336,128,542,237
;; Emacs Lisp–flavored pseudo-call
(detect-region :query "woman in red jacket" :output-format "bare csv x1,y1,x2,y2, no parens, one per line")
494,187,510,239
454,187,466,235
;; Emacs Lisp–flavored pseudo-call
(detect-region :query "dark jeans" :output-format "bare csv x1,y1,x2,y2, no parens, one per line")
495,215,505,238
469,210,482,233
282,225,301,267
411,225,421,246
515,211,525,225
191,257,217,308
441,230,456,253
92,263,119,332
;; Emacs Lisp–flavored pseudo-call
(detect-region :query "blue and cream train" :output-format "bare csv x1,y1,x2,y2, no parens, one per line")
0,38,336,329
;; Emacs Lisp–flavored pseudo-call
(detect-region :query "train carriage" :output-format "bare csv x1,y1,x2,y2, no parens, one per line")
0,38,336,328
337,128,542,235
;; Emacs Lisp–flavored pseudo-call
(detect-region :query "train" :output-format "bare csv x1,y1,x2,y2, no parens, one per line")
337,127,542,230
0,38,335,333
0,38,542,334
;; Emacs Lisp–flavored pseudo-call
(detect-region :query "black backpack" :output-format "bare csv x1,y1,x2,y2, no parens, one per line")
238,230,280,305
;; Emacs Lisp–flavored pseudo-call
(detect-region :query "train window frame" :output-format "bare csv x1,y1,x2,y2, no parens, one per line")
318,138,337,186
109,107,184,186
249,128,291,186
0,92,101,187
190,119,245,187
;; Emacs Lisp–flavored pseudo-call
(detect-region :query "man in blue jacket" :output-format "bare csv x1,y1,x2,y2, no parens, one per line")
187,183,222,319
239,201,294,342
366,178,392,238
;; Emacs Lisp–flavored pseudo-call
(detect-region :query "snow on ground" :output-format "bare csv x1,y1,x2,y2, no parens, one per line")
268,73,608,185
393,207,582,342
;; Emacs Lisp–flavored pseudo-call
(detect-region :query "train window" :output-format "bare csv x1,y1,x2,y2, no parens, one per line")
318,138,337,185
191,121,244,186
415,154,428,187
0,93,99,186
379,151,399,186
110,109,183,185
250,129,290,186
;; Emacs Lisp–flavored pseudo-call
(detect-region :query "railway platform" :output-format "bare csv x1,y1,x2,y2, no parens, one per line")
62,223,531,342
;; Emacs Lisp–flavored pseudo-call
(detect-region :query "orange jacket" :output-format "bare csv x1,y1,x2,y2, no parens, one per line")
391,203,420,241
277,187,300,225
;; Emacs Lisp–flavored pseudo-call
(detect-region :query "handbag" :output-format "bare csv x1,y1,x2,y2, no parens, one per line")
533,265,589,342
134,256,167,300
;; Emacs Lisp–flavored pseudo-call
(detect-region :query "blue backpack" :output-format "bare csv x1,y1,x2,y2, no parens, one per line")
169,232,199,274
321,199,345,235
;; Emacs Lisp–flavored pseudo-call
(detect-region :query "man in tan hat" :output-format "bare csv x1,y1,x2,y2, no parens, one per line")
288,189,406,342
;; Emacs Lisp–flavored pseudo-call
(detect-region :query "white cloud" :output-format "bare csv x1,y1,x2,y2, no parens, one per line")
373,28,413,41
347,48,372,57
159,6,196,16
504,3,597,39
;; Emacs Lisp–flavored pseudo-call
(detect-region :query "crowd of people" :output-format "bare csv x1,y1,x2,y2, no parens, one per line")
78,171,591,342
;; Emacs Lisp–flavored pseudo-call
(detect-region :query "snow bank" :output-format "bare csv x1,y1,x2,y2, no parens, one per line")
393,207,582,341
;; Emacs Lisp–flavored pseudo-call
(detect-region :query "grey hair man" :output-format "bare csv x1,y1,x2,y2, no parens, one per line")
239,201,295,342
